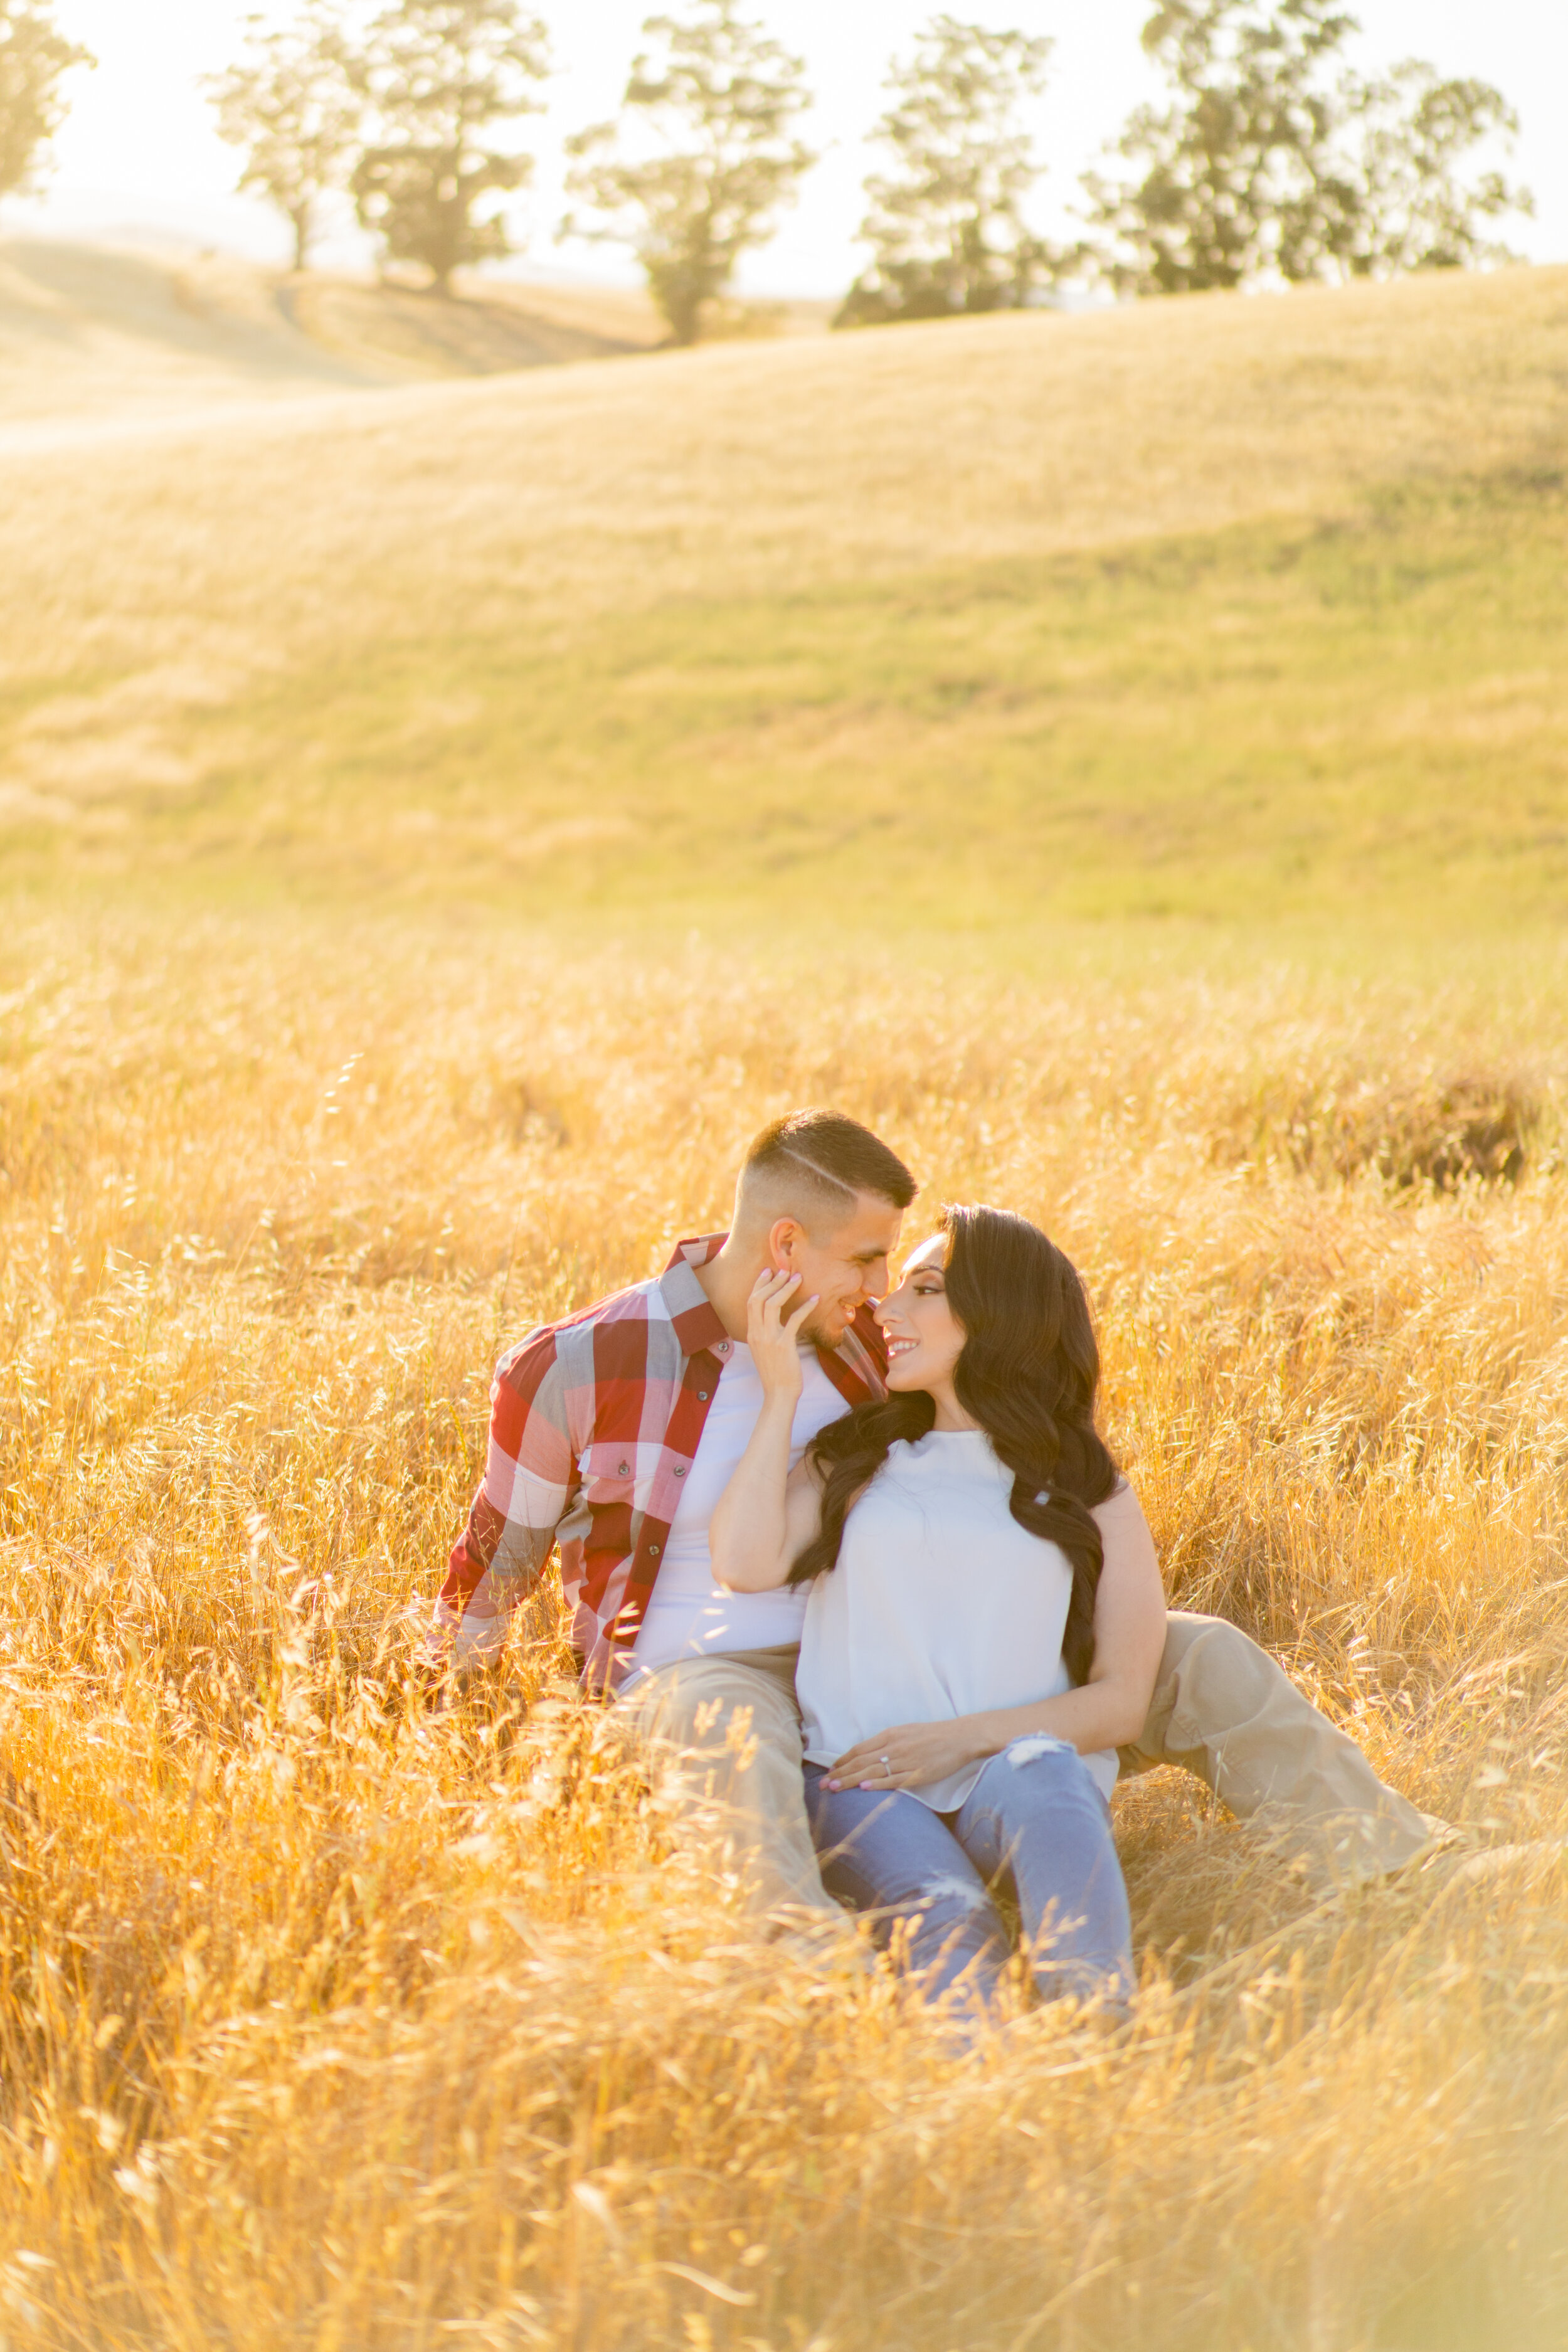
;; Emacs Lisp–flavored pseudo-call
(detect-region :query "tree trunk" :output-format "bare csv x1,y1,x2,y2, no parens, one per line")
290,204,312,273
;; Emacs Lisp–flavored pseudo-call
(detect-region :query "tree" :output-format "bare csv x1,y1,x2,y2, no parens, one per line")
1083,0,1356,294
563,2,815,349
0,0,93,204
1082,0,1530,295
1335,61,1530,276
205,5,363,272
837,16,1056,327
351,0,549,294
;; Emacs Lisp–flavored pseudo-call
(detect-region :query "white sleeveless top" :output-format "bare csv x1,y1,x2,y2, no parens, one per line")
797,1427,1119,1813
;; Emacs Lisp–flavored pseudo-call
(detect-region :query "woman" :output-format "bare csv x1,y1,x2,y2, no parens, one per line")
709,1205,1167,2020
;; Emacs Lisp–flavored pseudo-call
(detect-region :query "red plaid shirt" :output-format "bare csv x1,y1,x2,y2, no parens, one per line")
433,1235,887,1693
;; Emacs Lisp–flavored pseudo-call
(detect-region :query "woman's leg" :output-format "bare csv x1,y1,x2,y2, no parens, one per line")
952,1738,1134,2010
803,1766,1010,2011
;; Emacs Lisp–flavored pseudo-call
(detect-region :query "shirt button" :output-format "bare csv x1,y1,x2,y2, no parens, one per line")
618,1461,629,1475
674,1465,686,1477
697,1390,709,1401
649,1544,660,1557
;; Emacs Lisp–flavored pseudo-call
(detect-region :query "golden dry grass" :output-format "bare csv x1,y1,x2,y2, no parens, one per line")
2,909,1567,2348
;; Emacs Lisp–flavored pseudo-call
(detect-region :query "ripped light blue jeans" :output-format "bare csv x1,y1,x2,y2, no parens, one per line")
803,1737,1133,2016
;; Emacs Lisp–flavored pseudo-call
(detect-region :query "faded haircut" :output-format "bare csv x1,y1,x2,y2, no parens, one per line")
736,1110,916,1237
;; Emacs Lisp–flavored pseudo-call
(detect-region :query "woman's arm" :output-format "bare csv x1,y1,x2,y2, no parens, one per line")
826,1480,1167,1790
709,1270,828,1592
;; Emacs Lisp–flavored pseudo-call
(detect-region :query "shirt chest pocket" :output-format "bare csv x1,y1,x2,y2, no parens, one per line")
578,1439,693,1525
578,1441,659,1512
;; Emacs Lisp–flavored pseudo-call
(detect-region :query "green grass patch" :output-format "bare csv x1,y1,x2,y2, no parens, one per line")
10,467,1567,933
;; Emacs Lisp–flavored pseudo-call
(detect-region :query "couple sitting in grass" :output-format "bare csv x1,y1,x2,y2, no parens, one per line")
432,1111,1435,2021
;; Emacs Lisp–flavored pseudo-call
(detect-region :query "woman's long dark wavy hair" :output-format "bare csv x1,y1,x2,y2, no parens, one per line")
789,1205,1120,1687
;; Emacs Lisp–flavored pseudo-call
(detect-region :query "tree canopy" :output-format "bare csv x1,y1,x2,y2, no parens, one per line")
195,0,1537,317
1336,61,1530,277
1083,0,1531,294
206,4,362,272
0,0,93,204
352,0,549,294
563,1,815,347
837,15,1056,327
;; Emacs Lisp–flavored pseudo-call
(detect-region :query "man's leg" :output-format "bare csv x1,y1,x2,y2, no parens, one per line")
1118,1611,1434,1887
611,1648,844,1931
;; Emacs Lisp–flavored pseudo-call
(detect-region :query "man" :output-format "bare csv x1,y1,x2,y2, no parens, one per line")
432,1108,1434,1933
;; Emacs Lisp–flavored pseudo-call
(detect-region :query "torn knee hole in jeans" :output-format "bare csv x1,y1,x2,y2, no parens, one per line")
1004,1734,1076,1767
913,1873,992,1912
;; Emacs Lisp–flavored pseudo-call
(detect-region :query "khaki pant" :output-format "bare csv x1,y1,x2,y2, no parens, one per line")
612,1645,844,1927
1118,1609,1431,1884
611,1612,1434,1929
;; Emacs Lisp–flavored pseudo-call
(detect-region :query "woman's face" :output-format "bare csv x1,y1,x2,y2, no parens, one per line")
875,1232,967,1394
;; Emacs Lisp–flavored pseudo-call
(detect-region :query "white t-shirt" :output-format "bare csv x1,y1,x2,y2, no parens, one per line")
627,1340,849,1679
797,1426,1121,1811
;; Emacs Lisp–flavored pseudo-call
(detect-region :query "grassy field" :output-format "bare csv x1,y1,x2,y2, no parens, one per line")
3,262,1567,926
1,262,1567,2348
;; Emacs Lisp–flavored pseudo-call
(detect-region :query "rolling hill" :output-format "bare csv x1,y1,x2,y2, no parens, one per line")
1,259,1565,929
0,236,666,430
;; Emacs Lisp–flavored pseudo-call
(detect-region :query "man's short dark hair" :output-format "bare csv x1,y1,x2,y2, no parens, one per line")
741,1110,916,1220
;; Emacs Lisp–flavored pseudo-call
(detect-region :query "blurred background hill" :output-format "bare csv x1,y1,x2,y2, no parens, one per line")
1,253,1564,936
0,234,675,424
4,0,1560,942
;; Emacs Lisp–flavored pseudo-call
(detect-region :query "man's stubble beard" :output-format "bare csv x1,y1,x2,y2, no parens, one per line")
798,1303,851,1352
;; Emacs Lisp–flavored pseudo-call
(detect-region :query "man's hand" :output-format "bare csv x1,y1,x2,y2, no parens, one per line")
826,1717,988,1793
745,1267,817,1408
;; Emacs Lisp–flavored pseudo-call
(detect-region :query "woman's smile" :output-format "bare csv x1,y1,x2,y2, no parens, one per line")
875,1232,967,1399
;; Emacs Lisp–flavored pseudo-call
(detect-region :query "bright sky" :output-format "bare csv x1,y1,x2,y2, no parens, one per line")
13,0,1567,293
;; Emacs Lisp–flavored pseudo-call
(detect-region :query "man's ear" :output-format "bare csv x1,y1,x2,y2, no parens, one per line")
766,1216,805,1271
